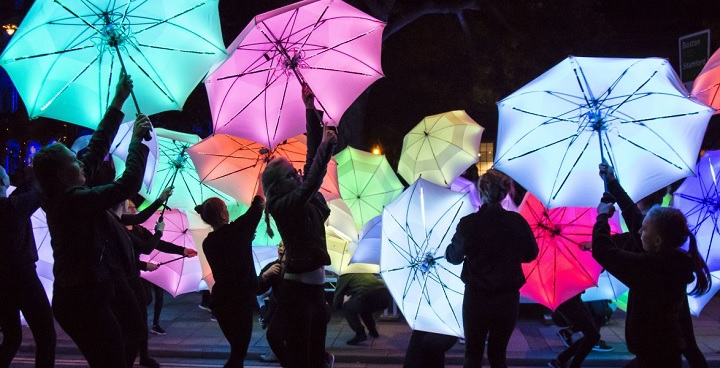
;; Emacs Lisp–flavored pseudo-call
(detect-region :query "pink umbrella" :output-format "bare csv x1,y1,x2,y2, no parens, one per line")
204,0,385,149
518,192,622,310
188,133,339,206
140,209,202,297
691,47,720,113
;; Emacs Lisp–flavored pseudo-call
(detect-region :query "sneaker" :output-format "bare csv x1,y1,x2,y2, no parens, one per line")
198,304,211,312
548,359,566,368
150,324,166,335
556,328,573,347
139,357,161,368
368,327,379,338
346,334,367,345
592,339,614,352
259,351,277,362
210,315,217,322
324,352,335,368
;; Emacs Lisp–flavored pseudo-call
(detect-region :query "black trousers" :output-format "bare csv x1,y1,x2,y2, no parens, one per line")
213,296,255,368
275,280,329,368
143,279,165,326
53,278,144,368
403,330,458,368
463,288,519,368
342,287,391,335
128,276,151,360
555,294,601,368
679,298,708,368
0,268,56,368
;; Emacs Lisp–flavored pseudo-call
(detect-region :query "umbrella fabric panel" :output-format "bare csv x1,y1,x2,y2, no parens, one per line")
110,120,159,194
381,178,474,337
205,0,384,149
495,56,712,208
692,48,720,113
581,271,629,302
349,215,382,265
687,271,720,316
673,150,720,272
398,111,484,187
0,0,226,129
335,146,403,229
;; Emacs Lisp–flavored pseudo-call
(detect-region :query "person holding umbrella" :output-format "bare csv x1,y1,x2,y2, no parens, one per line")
33,73,152,368
0,166,56,367
445,169,539,368
261,84,337,368
196,193,265,368
332,273,391,345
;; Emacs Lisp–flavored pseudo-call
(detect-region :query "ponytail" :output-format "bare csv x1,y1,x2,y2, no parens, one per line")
265,208,275,238
687,233,712,296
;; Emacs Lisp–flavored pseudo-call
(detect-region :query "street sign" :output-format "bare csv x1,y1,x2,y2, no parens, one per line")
679,30,710,85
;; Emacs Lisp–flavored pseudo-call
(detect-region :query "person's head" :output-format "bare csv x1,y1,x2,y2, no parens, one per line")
478,169,512,205
637,187,666,215
0,165,9,198
277,241,285,261
261,157,301,200
33,143,85,198
123,199,138,215
194,197,229,229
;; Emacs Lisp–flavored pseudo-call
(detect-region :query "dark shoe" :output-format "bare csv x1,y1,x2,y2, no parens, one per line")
259,351,277,362
592,339,614,352
151,324,166,335
548,359,566,368
346,334,367,345
324,352,335,368
139,357,161,368
368,327,379,338
198,304,211,312
556,328,573,347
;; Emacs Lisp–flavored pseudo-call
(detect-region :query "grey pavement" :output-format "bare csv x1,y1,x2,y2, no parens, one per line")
11,291,720,367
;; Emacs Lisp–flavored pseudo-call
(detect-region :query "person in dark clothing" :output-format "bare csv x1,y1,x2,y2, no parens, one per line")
261,84,337,368
257,242,285,364
33,73,152,368
593,179,711,367
332,273,391,345
0,166,56,367
548,293,601,368
446,169,539,368
197,194,265,368
599,163,709,368
116,192,198,368
403,330,458,368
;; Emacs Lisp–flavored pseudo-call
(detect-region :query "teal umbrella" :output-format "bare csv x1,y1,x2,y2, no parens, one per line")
335,146,404,229
0,0,226,129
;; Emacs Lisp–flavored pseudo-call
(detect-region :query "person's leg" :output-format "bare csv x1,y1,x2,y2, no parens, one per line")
277,280,314,367
422,333,460,368
214,300,254,367
358,288,391,336
486,291,519,368
152,284,165,327
679,299,708,368
53,283,126,368
341,298,367,339
463,287,489,368
110,277,145,368
635,350,682,368
556,295,600,368
307,286,330,368
128,277,154,363
0,284,22,367
266,314,288,366
17,272,56,368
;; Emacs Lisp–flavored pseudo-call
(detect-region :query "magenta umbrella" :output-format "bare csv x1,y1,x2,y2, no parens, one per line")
140,209,202,297
204,0,385,149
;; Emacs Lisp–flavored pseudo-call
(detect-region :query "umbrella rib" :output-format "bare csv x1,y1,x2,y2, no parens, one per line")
12,44,96,60
124,46,178,105
215,67,275,80
614,134,685,171
549,134,593,203
136,43,217,55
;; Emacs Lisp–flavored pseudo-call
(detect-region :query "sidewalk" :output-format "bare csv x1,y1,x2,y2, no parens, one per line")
15,291,720,366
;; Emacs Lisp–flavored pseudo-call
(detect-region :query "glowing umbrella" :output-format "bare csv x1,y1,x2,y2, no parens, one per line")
204,0,385,149
335,146,404,229
349,215,382,266
139,209,202,297
518,192,621,310
691,47,720,113
143,128,235,210
227,202,282,247
109,120,159,194
398,111,484,187
580,271,628,302
381,178,474,337
687,271,720,316
0,0,226,130
188,134,339,207
495,56,712,208
673,149,720,271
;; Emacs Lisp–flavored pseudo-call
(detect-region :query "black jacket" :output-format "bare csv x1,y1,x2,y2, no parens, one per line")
44,107,149,287
446,202,538,292
0,185,42,275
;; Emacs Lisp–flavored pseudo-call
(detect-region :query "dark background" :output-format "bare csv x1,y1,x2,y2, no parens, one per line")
2,0,720,174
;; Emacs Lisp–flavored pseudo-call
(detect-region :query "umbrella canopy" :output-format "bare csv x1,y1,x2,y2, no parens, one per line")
227,202,282,247
109,120,159,194
381,178,474,337
335,146,404,229
188,133,339,207
325,199,378,274
688,271,720,316
0,0,226,129
139,209,202,297
580,270,629,302
204,0,385,149
143,128,236,210
691,47,720,113
673,149,720,272
398,111,484,187
251,246,281,275
349,215,382,266
449,176,481,211
495,56,713,208
518,192,621,310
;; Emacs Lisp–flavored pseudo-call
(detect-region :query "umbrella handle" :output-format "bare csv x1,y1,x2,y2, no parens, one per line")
598,135,608,193
112,44,151,142
157,255,186,266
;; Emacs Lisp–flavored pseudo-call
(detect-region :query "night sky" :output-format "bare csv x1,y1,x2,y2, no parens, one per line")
2,0,720,170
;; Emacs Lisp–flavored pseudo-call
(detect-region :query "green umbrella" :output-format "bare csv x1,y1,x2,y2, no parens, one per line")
335,146,404,229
